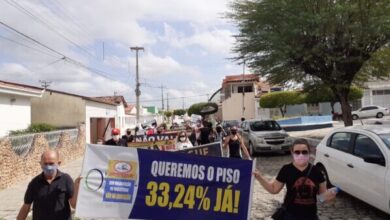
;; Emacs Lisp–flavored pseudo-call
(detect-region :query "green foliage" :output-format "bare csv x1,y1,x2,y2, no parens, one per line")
173,109,186,116
187,102,208,116
9,123,56,136
260,91,305,117
229,0,389,126
304,85,363,104
164,111,173,118
356,45,390,84
260,91,305,108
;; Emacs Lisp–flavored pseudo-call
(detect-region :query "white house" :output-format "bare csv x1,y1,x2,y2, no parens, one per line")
0,80,44,137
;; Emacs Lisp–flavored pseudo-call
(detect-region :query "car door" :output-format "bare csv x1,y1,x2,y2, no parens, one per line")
348,133,387,212
320,132,358,193
358,107,371,118
367,106,379,117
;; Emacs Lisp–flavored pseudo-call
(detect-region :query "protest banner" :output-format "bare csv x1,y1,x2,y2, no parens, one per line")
76,144,255,220
178,142,222,157
127,139,176,151
134,133,177,142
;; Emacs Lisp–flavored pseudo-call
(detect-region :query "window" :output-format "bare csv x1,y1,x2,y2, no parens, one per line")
329,132,352,152
373,89,390,95
237,86,253,93
360,106,378,111
353,135,384,158
250,121,281,131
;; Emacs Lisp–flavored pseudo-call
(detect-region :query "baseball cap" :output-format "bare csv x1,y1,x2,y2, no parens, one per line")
111,128,120,135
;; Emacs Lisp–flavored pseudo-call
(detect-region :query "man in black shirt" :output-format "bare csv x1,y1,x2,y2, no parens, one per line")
17,150,80,220
122,128,134,143
105,128,127,146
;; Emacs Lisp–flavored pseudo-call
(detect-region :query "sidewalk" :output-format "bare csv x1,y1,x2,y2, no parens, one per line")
287,121,344,140
0,157,84,220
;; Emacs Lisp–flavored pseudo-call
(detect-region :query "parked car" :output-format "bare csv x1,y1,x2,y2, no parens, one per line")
351,105,389,120
240,119,293,155
314,125,390,214
221,120,240,131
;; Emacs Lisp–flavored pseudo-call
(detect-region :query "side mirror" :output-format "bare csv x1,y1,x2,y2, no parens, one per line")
363,156,386,166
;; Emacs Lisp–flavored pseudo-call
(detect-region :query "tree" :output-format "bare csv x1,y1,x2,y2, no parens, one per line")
304,84,363,112
188,102,207,116
173,109,186,116
164,111,172,122
259,91,305,117
229,0,389,126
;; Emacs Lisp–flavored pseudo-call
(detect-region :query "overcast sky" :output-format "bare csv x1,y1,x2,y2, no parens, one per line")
0,0,243,109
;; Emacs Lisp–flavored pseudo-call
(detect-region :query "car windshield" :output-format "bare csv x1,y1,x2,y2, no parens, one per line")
250,121,281,131
224,120,239,128
379,134,390,150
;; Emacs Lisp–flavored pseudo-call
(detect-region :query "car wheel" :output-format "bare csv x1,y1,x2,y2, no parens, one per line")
352,114,359,120
376,112,384,118
317,164,333,188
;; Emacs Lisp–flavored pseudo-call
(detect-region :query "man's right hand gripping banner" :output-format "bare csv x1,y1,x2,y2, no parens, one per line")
76,144,255,220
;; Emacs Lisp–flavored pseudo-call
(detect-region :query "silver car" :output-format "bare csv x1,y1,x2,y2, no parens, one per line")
240,120,293,155
351,105,389,120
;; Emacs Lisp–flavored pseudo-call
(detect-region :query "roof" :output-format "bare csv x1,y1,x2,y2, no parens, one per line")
222,74,259,87
89,96,128,107
0,80,118,106
0,80,44,97
125,104,136,114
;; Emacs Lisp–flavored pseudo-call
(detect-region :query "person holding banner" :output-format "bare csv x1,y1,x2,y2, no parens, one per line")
17,150,81,220
253,139,337,220
105,128,126,146
223,126,251,159
175,130,193,150
122,128,134,143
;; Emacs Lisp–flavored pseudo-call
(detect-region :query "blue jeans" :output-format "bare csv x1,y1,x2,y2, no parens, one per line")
284,212,318,220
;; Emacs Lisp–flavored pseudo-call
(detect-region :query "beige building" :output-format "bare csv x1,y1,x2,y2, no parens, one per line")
221,74,260,120
221,75,281,120
30,90,127,144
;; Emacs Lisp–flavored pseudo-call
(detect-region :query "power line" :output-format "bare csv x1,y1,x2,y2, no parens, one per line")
0,20,124,82
127,94,209,103
3,0,95,58
0,34,59,58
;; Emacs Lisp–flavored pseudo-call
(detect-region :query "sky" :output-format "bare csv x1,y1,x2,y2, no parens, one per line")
0,0,244,109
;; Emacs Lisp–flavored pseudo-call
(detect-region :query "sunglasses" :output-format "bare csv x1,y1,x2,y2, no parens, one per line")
293,150,309,155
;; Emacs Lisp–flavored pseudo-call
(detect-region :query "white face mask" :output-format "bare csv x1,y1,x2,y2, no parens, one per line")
113,135,120,141
179,137,186,142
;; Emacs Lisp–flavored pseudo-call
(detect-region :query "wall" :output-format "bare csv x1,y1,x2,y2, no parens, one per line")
0,94,31,137
85,100,117,143
0,126,85,189
222,92,256,120
31,92,85,127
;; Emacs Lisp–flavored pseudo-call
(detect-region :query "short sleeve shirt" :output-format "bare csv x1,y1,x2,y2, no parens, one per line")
24,170,74,220
276,163,325,218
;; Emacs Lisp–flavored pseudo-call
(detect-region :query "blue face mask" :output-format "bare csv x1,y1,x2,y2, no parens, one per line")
42,165,57,176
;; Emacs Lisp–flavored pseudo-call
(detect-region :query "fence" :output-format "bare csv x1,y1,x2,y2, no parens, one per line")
7,128,79,156
0,126,85,189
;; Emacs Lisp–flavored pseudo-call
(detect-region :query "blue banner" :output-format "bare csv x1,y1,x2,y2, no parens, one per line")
76,145,255,220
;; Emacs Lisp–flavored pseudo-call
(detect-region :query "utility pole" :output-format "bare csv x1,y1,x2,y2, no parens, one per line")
242,60,246,117
182,97,185,109
39,80,52,90
166,92,170,111
130,46,144,122
160,84,166,110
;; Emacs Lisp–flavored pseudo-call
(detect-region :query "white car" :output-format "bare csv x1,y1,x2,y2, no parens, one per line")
314,125,390,214
351,105,389,120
